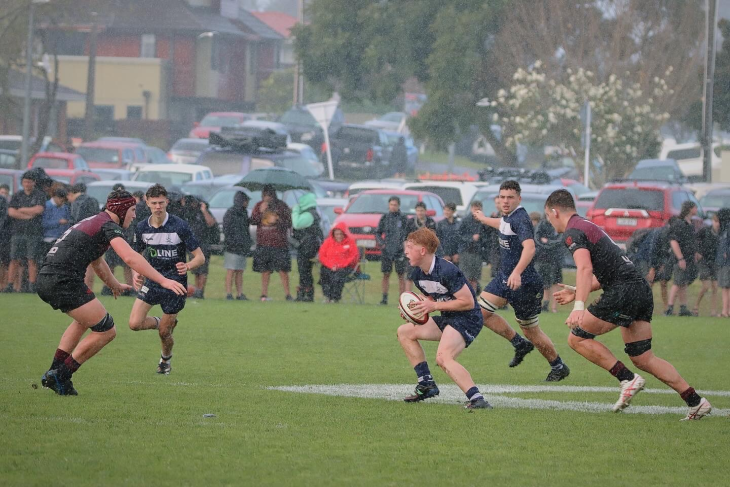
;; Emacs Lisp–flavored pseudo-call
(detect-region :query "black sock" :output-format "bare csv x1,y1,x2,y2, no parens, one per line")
466,386,483,401
667,304,674,311
414,361,434,385
50,348,70,371
609,361,635,382
382,293,388,300
680,387,702,407
57,356,81,381
160,354,172,363
549,356,564,369
510,333,526,348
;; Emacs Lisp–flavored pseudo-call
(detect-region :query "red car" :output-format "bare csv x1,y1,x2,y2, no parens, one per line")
28,152,89,171
587,181,702,247
332,189,445,257
75,142,146,169
45,169,101,186
189,112,252,139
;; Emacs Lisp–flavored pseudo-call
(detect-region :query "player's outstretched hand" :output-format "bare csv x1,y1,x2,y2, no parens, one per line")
507,271,522,290
162,278,187,296
553,284,576,305
176,262,189,275
111,283,133,299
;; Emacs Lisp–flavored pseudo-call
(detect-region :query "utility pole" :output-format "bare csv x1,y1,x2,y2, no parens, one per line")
20,2,37,168
702,0,718,182
293,0,304,105
84,13,98,141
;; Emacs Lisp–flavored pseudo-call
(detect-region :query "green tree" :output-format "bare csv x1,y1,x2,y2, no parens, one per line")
257,68,331,115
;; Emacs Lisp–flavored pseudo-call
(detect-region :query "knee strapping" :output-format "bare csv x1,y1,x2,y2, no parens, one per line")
571,326,596,339
477,296,497,313
624,338,652,357
516,316,539,329
90,313,115,333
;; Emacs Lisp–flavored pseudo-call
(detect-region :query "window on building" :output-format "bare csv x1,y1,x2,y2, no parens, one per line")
95,105,114,121
140,34,156,58
127,106,143,120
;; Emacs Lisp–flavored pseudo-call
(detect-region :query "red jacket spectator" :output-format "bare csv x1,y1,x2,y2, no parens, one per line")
319,223,360,270
250,191,291,249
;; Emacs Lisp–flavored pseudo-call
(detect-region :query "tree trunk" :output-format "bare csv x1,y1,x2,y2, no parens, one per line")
479,123,518,167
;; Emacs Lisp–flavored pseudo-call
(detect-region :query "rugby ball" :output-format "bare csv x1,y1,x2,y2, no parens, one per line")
399,292,429,325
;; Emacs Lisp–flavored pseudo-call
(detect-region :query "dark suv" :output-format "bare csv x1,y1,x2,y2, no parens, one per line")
328,124,390,178
587,181,702,247
278,105,344,152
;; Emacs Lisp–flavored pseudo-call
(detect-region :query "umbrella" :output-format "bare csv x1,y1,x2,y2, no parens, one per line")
236,167,313,192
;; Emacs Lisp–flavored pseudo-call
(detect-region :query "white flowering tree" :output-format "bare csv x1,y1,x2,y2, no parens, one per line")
489,62,673,183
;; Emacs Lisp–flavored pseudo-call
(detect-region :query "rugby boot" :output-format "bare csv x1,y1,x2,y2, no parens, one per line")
613,374,646,412
464,397,493,410
404,383,440,402
544,363,570,382
509,340,535,367
157,361,172,375
681,397,712,421
42,369,78,396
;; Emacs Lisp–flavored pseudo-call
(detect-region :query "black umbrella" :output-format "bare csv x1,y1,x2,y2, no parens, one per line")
236,167,313,192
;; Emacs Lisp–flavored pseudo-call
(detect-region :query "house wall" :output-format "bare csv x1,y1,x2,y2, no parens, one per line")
56,56,168,120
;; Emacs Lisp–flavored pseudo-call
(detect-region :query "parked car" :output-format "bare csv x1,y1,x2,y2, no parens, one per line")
403,181,479,217
86,180,155,209
364,112,408,132
699,188,730,216
0,136,66,169
189,112,253,139
587,181,702,247
316,197,349,236
90,168,134,181
241,120,292,145
346,179,408,197
627,159,686,183
660,142,728,181
278,105,344,152
45,169,101,186
0,169,23,195
0,149,19,170
168,138,210,165
28,152,89,171
76,141,145,169
288,143,325,177
97,136,147,145
144,146,173,165
132,164,214,186
332,189,444,257
328,124,390,178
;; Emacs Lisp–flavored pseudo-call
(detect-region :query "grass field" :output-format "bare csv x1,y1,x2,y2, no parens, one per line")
1,259,729,486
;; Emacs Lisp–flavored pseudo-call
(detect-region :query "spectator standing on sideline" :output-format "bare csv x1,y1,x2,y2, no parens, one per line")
222,191,252,301
413,201,436,231
319,222,360,303
180,195,217,299
648,218,675,309
436,202,460,263
390,136,409,177
693,214,719,316
458,200,488,293
41,188,71,255
665,201,698,316
0,185,10,291
292,192,324,302
533,212,564,313
6,172,46,293
68,183,99,225
251,184,293,301
715,208,730,317
375,196,415,305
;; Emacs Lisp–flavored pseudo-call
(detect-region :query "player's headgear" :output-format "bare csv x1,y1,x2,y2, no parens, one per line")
106,190,136,226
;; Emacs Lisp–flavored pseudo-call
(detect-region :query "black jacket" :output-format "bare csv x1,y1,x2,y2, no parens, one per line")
534,219,563,263
70,194,99,225
223,207,252,255
436,217,460,257
458,213,489,255
376,211,415,258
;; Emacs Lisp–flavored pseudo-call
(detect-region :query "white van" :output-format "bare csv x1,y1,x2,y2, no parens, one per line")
660,142,727,179
402,181,479,217
132,164,214,187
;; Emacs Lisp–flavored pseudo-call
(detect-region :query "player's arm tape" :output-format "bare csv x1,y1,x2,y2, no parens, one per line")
573,301,585,311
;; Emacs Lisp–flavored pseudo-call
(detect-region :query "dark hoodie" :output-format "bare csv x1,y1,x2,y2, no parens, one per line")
319,222,360,270
223,192,252,255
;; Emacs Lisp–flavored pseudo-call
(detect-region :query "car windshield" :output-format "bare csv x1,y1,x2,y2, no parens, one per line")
700,193,730,208
346,194,420,214
0,174,15,192
135,171,193,185
280,110,316,126
200,115,242,127
0,140,21,151
172,140,208,152
629,166,680,182
593,188,664,211
76,147,119,163
666,147,701,161
279,154,321,177
31,157,69,169
411,186,462,206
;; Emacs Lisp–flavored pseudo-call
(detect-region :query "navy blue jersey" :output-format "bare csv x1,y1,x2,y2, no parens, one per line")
133,214,200,282
409,257,482,322
497,206,540,281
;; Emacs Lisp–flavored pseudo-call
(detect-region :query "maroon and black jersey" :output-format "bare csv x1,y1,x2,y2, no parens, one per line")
563,214,643,287
39,212,126,281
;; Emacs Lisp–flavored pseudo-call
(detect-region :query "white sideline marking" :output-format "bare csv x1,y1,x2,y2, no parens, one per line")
268,384,730,416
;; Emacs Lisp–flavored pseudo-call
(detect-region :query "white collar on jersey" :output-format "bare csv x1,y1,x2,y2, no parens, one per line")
147,212,169,229
426,255,436,275
506,205,524,218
